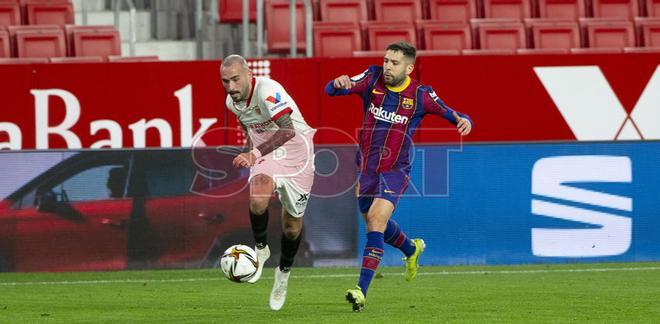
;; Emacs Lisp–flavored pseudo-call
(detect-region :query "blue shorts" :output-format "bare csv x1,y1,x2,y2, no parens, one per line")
357,170,410,214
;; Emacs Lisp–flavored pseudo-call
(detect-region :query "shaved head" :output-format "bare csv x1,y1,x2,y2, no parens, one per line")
221,54,249,71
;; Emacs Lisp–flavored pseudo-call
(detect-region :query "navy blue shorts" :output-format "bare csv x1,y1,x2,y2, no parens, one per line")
357,170,410,214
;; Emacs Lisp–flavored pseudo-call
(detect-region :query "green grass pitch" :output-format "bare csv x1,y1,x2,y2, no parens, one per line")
1,262,659,323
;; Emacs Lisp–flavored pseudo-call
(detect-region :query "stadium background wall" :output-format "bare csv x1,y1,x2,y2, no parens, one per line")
1,54,659,149
1,55,659,271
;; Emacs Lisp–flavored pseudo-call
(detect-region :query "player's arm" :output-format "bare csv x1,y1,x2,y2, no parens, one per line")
256,113,295,156
240,122,252,151
423,88,473,136
233,114,295,168
325,68,372,97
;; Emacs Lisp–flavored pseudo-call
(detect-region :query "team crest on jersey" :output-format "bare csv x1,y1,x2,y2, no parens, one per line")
402,97,414,110
254,108,261,115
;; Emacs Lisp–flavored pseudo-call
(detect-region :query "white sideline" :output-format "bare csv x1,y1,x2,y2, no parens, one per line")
1,266,659,286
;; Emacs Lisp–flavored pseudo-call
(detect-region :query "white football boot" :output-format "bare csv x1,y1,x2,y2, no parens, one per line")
247,245,270,284
269,267,290,311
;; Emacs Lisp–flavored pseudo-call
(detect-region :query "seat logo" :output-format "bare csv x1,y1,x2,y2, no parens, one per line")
531,155,632,257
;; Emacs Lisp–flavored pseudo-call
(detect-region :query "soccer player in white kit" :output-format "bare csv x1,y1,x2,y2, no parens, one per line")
220,55,315,311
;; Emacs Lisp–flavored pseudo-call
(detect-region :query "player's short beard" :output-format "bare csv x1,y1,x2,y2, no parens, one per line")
385,74,406,87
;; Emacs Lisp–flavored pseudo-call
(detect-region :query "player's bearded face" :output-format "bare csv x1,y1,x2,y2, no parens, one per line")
221,64,252,102
383,50,413,87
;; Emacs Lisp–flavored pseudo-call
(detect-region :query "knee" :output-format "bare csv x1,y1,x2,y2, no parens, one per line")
365,215,388,232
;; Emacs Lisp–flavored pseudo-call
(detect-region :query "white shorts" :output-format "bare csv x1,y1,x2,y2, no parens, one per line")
249,131,315,217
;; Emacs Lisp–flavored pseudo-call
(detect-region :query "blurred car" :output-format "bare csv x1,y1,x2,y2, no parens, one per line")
0,148,312,272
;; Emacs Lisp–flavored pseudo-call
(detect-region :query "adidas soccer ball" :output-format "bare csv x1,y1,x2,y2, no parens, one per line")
220,244,258,283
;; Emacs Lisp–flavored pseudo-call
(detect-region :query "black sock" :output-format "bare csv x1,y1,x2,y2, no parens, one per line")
279,231,302,272
249,209,268,248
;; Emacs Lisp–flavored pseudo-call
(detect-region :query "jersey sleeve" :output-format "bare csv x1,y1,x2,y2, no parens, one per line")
324,66,378,97
422,86,473,126
259,80,294,121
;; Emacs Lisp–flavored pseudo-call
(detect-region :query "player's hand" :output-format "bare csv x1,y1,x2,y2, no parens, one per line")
233,152,256,168
453,112,472,136
333,75,355,89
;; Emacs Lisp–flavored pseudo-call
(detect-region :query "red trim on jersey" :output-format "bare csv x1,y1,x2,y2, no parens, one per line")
245,77,257,108
271,107,293,121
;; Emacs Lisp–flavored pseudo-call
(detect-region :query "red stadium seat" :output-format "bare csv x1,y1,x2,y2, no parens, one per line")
265,0,306,52
581,18,635,48
107,55,159,62
318,0,368,22
483,0,532,19
591,0,639,20
71,26,120,57
537,0,586,20
647,0,660,17
0,28,9,57
25,0,74,26
7,24,60,55
635,17,660,47
373,0,423,22
417,21,471,50
218,0,256,23
64,24,106,55
0,57,47,63
15,27,65,57
526,19,580,49
49,56,103,63
361,21,416,50
473,20,526,49
0,2,20,27
426,0,477,23
313,22,362,57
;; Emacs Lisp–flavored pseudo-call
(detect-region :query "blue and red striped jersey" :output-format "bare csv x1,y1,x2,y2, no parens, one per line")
325,65,472,173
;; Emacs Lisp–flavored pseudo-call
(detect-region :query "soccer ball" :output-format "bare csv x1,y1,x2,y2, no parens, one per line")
220,244,259,283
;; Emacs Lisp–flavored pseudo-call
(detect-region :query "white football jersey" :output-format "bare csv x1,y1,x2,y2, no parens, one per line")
226,77,314,163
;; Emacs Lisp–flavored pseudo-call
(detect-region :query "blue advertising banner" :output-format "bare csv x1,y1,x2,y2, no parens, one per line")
360,141,660,266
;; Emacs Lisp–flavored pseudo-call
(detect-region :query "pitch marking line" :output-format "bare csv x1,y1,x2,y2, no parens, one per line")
1,266,659,286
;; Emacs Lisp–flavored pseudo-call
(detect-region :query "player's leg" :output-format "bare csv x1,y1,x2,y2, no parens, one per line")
269,209,303,311
269,165,313,311
347,198,393,311
246,173,274,284
380,171,425,281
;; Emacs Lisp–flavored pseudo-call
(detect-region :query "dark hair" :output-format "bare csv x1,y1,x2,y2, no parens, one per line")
386,41,417,61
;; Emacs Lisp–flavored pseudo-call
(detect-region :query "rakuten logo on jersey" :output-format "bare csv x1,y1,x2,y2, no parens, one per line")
535,65,660,140
368,103,409,125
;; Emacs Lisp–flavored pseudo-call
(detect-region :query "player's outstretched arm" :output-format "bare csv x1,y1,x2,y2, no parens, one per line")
423,87,473,136
325,68,372,97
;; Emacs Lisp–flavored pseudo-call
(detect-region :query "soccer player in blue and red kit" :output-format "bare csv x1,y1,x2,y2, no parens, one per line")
325,42,473,311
